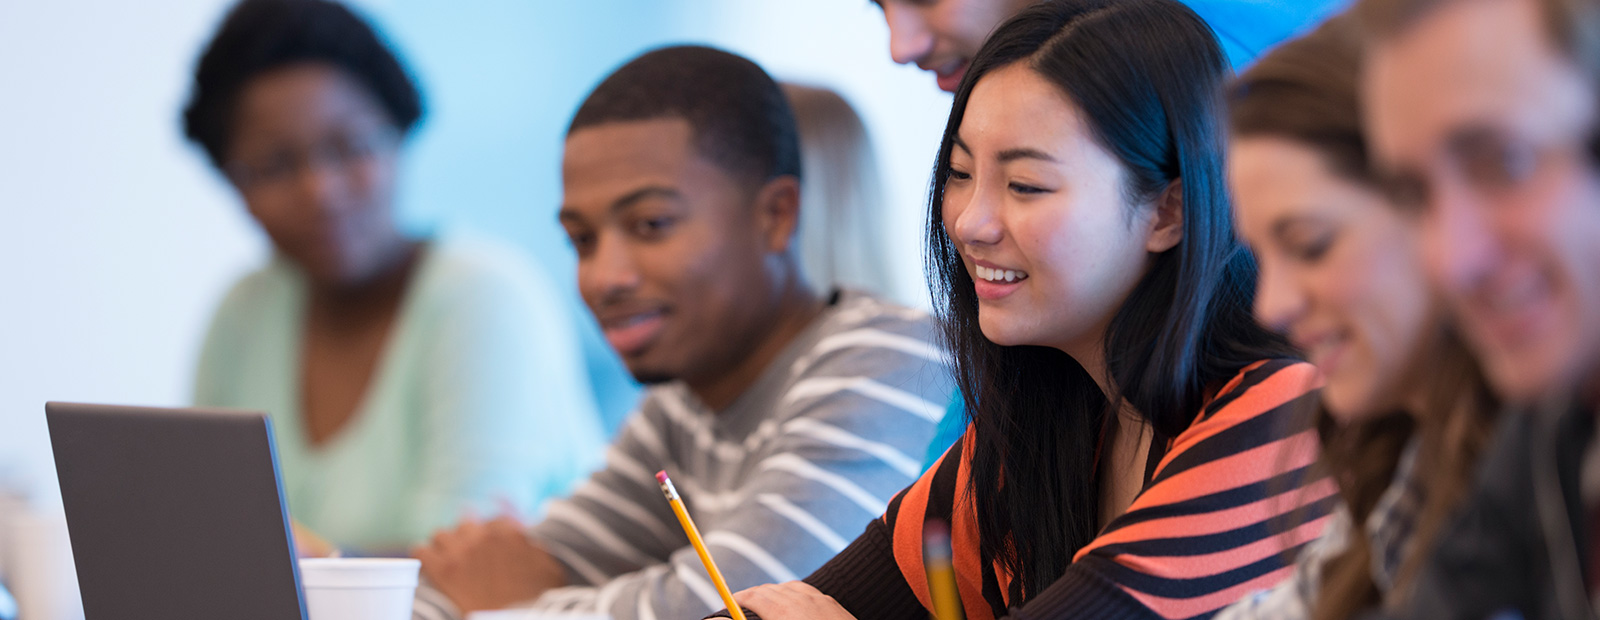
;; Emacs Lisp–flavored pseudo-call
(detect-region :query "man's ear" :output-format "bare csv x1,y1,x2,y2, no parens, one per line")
755,175,803,254
1145,179,1184,253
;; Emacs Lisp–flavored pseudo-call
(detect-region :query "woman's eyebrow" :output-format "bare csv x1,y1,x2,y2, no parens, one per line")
996,147,1058,163
1271,214,1328,239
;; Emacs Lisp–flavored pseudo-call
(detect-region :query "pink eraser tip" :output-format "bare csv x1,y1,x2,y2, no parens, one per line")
656,471,669,483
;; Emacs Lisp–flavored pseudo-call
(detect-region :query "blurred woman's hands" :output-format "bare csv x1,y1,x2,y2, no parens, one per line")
413,515,566,613
291,520,338,558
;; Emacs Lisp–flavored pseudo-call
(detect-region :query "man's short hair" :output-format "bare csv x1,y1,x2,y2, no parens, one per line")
568,45,802,185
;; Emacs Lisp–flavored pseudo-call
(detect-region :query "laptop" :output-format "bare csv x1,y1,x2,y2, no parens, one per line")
45,402,307,619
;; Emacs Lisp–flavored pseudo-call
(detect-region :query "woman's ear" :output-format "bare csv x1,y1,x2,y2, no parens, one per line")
756,175,803,254
1145,179,1184,253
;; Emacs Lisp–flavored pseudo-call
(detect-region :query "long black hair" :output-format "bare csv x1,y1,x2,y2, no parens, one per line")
925,0,1295,602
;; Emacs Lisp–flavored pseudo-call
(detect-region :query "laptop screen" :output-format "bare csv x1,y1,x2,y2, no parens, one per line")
46,402,306,620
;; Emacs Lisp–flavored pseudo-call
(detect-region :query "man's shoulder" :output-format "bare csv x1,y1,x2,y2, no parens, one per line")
625,382,712,436
816,290,936,335
789,291,949,380
1471,401,1551,502
759,292,953,430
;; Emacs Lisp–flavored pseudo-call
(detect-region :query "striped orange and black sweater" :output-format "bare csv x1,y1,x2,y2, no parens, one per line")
752,358,1333,620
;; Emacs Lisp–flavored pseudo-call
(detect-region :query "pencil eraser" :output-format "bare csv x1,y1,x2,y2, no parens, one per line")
656,471,669,484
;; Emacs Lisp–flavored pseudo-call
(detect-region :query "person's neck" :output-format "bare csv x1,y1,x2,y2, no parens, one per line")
1391,366,1434,421
1584,367,1600,415
686,277,824,411
1099,398,1152,528
307,237,422,319
1060,328,1116,402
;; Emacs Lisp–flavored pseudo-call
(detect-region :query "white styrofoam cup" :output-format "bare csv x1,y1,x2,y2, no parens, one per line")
298,557,420,620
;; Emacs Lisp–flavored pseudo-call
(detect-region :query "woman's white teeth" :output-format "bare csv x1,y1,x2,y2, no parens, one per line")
975,266,1026,283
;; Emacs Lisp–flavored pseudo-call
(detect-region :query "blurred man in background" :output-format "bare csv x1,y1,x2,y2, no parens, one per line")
872,0,1349,92
1359,0,1600,616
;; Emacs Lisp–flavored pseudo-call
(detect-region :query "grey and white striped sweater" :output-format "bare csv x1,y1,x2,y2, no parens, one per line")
415,291,953,620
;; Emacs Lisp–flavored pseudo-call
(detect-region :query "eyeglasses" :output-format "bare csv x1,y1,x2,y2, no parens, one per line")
225,126,399,190
1380,126,1590,214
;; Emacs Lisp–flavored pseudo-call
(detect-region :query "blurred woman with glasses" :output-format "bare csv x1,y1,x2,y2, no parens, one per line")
182,0,604,555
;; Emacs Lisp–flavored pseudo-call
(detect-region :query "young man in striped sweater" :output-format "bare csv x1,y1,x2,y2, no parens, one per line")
410,45,954,620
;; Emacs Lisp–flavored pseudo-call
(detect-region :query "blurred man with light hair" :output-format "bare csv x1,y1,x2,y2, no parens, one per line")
1359,0,1600,617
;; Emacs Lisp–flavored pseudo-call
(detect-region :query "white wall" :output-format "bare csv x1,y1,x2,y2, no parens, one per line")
0,0,265,507
0,3,258,615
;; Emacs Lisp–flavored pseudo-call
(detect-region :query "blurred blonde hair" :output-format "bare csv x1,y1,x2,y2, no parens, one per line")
781,83,898,300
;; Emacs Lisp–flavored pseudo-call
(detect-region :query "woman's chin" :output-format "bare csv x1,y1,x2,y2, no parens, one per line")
977,317,1032,348
1320,381,1393,424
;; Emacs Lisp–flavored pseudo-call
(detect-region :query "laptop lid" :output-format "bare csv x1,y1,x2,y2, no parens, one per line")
46,402,306,620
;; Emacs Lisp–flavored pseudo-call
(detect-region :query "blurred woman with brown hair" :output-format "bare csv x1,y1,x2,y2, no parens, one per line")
1217,16,1499,620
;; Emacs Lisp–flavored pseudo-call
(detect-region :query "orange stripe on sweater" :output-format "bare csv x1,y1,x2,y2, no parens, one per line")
1074,475,1337,561
1122,564,1298,620
1155,362,1322,478
1211,360,1270,397
1095,514,1330,583
892,457,936,613
1109,430,1323,529
949,434,995,620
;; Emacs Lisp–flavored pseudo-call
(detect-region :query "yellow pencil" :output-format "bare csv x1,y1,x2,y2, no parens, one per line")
657,471,747,620
924,520,964,620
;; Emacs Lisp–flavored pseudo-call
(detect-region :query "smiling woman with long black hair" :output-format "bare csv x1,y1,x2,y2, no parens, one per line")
717,1,1331,618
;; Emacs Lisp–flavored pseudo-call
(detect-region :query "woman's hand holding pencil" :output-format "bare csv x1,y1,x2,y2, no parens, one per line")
728,582,856,620
664,467,964,620
720,526,963,620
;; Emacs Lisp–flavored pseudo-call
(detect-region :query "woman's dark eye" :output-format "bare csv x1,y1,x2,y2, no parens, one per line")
947,168,972,182
1009,182,1049,195
1293,235,1335,262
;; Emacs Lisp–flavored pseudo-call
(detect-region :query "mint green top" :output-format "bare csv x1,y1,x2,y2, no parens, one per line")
193,233,604,553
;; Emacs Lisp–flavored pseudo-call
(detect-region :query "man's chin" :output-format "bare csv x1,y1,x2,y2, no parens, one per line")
623,357,676,385
630,371,676,386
